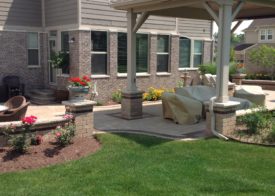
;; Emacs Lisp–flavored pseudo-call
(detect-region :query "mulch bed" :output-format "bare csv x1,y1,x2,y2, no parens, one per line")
0,137,101,173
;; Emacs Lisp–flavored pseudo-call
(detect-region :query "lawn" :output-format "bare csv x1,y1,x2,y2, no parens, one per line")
0,133,275,195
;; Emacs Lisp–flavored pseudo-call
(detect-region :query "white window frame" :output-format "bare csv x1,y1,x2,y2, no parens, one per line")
136,33,150,74
27,32,40,68
193,39,204,67
91,30,109,76
116,32,150,75
179,36,192,69
156,34,171,73
178,38,205,71
260,29,273,41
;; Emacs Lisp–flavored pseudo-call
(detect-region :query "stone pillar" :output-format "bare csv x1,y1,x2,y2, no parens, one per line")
231,73,246,85
121,91,143,119
62,100,96,137
205,101,239,137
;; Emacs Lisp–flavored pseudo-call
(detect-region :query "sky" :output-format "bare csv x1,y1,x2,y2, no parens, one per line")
213,20,253,34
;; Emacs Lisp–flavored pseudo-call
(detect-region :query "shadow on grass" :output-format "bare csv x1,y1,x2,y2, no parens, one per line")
110,132,171,147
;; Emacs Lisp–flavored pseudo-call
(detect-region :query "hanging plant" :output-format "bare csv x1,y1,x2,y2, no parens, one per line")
50,51,69,69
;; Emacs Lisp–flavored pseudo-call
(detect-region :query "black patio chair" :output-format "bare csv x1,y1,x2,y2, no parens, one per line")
2,76,25,98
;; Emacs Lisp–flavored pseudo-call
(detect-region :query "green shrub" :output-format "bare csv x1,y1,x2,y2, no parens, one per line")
111,90,122,103
266,124,275,143
54,118,75,147
238,107,272,134
198,63,216,75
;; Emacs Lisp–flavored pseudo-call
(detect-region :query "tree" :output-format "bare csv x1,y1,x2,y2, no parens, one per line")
249,45,275,79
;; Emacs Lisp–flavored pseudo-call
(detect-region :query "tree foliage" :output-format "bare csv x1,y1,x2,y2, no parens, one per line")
249,45,275,78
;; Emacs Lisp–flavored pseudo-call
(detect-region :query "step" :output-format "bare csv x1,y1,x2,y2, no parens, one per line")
30,89,55,97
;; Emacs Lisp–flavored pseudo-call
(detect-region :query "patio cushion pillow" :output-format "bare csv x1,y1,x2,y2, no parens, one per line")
234,85,266,106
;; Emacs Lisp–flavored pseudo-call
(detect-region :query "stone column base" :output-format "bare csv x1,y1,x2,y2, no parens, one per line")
121,91,143,120
62,100,96,137
231,74,246,85
205,101,240,137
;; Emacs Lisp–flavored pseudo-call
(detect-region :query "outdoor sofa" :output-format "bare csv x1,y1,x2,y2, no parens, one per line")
162,86,252,125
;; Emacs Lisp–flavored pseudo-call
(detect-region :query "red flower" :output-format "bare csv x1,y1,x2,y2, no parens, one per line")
22,115,37,125
79,81,86,86
82,75,91,82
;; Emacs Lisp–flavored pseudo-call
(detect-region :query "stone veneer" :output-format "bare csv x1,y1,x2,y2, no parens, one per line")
65,31,209,103
0,31,47,100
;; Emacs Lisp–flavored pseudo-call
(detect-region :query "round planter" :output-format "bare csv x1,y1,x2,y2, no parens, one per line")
231,73,246,85
68,86,90,101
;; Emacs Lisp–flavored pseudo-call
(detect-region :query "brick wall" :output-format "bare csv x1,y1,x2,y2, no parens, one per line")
62,30,210,103
0,31,46,98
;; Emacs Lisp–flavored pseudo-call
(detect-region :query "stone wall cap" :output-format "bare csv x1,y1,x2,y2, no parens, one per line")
62,100,97,107
204,100,240,108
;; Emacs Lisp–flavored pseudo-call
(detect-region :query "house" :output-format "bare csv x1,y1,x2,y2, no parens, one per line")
235,18,275,74
0,0,214,103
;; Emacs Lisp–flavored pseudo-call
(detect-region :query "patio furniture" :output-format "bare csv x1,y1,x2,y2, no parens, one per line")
162,92,202,125
0,96,29,122
2,75,25,98
174,86,252,117
0,105,8,113
234,85,266,106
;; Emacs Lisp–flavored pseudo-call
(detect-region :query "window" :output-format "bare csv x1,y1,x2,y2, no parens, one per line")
117,33,149,73
193,40,203,67
91,31,108,75
157,35,169,72
117,33,127,73
27,32,39,66
179,37,191,68
268,29,273,40
61,31,70,74
260,29,273,41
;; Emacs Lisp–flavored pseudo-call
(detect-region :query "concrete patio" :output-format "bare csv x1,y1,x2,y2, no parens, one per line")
23,89,275,140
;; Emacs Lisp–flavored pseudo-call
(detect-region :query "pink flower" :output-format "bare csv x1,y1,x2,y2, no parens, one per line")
63,114,74,120
55,132,62,137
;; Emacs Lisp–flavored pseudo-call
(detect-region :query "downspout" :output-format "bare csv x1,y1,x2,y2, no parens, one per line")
209,97,229,140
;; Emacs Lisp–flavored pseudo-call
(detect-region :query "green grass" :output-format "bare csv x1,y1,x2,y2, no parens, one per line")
1,133,275,195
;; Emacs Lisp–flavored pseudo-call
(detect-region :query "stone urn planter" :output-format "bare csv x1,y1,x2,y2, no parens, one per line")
68,86,90,101
67,76,92,102
231,73,247,85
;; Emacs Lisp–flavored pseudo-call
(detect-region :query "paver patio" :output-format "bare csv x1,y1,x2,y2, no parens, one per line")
23,90,275,139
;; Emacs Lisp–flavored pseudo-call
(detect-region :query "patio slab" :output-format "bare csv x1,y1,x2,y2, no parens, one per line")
23,89,275,139
94,103,206,140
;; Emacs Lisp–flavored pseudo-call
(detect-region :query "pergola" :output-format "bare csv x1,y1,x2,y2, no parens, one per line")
111,0,275,122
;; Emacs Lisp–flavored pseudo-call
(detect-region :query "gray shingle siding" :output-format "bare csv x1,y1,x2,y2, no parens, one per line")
45,0,78,27
0,0,41,27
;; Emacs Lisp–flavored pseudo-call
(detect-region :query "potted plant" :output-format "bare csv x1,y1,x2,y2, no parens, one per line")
50,51,70,74
68,76,91,101
231,62,246,85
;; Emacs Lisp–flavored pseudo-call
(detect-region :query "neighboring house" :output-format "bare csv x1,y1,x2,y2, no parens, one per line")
235,18,275,74
0,0,214,103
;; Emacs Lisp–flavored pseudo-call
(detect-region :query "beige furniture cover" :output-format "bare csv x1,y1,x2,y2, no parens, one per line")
162,92,202,125
234,85,266,106
175,86,252,110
